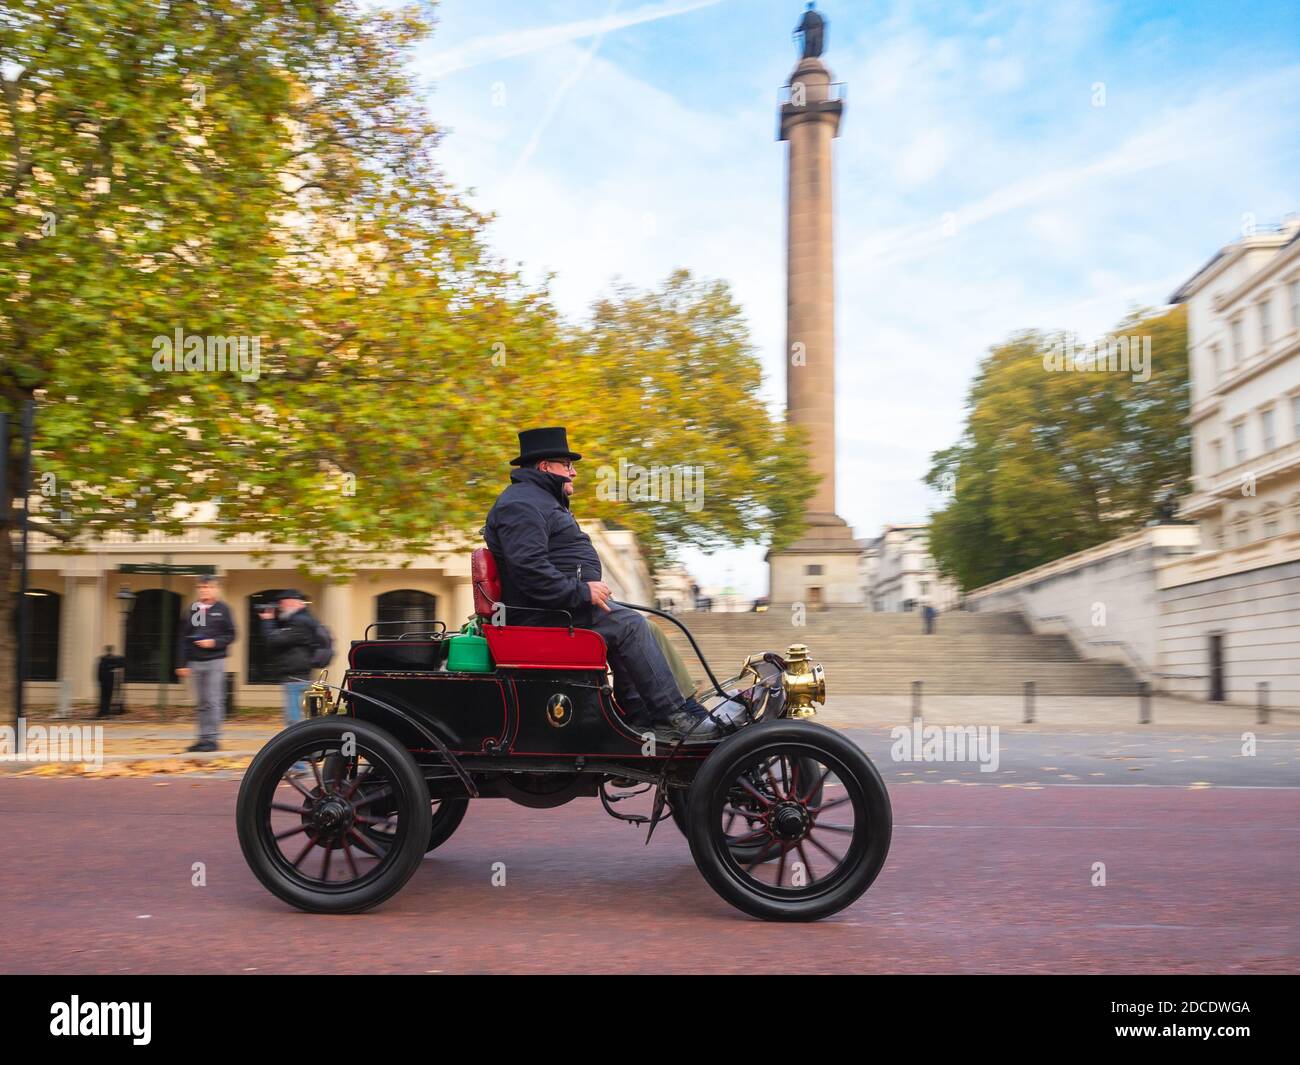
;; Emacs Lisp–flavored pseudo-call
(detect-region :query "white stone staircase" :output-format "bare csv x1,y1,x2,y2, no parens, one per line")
651,609,1140,695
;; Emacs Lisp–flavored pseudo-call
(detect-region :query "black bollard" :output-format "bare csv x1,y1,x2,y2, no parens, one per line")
911,680,922,722
1138,681,1151,725
1257,681,1270,725
1023,680,1035,724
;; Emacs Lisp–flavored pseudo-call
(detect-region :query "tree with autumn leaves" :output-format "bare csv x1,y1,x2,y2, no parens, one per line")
925,306,1190,592
0,1,812,711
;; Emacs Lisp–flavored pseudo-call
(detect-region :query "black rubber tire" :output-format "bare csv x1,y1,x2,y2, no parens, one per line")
670,756,823,865
425,797,469,851
686,720,891,922
236,717,432,914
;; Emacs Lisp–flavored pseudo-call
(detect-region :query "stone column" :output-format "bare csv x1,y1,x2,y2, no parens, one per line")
450,581,475,627
317,582,356,656
781,56,843,518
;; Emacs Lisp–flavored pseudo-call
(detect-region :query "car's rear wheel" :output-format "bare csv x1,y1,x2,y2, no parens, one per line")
686,721,890,922
236,718,431,914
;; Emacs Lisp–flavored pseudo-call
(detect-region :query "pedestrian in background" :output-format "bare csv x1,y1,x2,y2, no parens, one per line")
95,645,126,719
176,576,236,752
258,589,331,726
922,602,937,635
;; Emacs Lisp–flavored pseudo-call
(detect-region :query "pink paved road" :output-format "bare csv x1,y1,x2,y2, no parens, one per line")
0,777,1296,974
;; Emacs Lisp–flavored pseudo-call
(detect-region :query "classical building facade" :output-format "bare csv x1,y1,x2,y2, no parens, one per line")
20,517,652,711
1174,216,1300,546
863,524,958,612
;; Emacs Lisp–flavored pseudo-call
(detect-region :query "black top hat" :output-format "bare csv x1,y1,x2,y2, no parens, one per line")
278,589,307,601
510,427,582,467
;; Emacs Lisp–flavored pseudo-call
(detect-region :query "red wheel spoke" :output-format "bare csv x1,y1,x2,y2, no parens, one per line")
347,827,386,857
796,842,817,884
320,840,335,881
805,830,846,867
353,812,392,827
352,785,394,808
271,802,307,814
802,765,832,803
289,836,317,868
809,795,851,814
285,773,316,799
727,828,772,847
736,777,772,808
341,839,360,879
775,840,790,885
813,822,855,834
274,823,310,842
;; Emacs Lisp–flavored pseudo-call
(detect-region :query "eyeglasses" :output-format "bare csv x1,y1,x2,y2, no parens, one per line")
543,459,577,472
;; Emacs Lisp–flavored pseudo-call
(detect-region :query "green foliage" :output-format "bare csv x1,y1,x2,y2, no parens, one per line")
1,1,809,576
925,306,1189,591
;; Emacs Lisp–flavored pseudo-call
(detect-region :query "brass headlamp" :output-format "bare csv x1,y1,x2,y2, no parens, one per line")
301,671,334,717
781,644,826,718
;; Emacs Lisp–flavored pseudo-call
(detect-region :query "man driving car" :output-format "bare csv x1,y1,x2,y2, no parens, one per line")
484,427,718,739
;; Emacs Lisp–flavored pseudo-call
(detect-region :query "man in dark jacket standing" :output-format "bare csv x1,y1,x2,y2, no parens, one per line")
485,427,717,738
175,576,236,752
258,589,322,725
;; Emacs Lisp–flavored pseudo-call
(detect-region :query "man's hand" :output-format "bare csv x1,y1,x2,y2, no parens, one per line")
176,667,190,679
587,581,613,612
258,610,275,620
195,638,216,649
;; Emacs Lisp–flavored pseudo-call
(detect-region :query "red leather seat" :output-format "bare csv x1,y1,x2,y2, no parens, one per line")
470,547,607,671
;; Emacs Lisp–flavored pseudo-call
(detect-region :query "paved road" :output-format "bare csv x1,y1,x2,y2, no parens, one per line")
1,729,1296,974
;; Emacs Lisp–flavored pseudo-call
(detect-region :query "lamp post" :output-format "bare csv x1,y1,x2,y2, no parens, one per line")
115,585,136,715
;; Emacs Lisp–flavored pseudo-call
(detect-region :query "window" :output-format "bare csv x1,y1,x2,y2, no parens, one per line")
1261,408,1277,451
1232,422,1248,464
1262,507,1282,539
805,564,823,576
1258,298,1273,349
1209,343,1221,381
1292,395,1300,439
17,589,61,681
376,589,438,631
1230,317,1244,365
124,589,182,683
1291,279,1300,330
1234,514,1251,546
1209,439,1223,473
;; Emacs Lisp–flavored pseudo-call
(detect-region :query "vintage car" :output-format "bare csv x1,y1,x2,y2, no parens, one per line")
236,549,892,921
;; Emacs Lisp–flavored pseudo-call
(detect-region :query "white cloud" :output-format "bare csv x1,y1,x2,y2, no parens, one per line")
423,0,726,78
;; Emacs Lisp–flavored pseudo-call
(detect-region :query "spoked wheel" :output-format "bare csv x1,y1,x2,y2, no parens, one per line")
236,718,432,914
670,753,823,865
322,754,469,854
686,721,891,921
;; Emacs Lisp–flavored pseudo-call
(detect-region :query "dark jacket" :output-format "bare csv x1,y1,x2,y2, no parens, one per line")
484,468,602,619
260,608,320,682
176,600,237,665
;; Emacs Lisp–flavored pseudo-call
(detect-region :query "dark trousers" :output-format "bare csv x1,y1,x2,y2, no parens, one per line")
97,679,114,717
586,602,684,722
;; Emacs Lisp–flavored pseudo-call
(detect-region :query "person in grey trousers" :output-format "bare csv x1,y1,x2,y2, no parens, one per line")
175,576,237,752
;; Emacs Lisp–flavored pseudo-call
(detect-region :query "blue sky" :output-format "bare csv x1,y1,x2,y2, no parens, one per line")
406,0,1300,595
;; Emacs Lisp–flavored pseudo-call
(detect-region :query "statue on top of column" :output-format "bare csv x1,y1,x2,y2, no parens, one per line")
795,3,827,59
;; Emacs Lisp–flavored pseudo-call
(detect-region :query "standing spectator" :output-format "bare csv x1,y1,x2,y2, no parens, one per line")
175,576,237,752
94,645,126,719
258,589,328,726
922,602,937,635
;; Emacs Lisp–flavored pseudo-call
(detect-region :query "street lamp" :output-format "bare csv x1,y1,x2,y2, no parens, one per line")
115,585,136,716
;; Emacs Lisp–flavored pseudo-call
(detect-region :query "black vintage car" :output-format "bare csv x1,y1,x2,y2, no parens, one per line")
235,549,892,921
